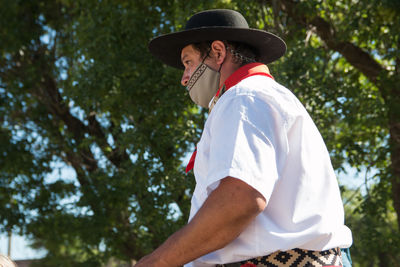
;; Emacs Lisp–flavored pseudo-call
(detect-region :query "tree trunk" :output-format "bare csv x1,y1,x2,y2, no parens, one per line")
7,230,11,257
378,251,391,267
389,97,400,229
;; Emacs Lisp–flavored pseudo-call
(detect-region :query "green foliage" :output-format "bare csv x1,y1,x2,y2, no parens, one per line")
1,0,399,266
0,0,209,264
235,0,400,265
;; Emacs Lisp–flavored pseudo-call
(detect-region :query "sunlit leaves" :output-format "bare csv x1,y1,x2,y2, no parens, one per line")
1,0,399,265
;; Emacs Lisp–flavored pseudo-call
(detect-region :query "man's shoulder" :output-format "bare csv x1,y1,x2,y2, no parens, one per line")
226,75,296,106
217,75,309,125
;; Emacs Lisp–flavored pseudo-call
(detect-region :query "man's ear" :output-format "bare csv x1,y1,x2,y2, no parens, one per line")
210,40,226,65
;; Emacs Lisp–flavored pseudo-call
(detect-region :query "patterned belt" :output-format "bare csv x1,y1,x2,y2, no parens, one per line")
216,247,342,267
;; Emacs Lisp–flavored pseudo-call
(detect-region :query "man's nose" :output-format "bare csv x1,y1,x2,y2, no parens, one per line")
181,71,190,87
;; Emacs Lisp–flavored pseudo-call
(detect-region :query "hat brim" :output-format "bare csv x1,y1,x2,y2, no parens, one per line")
148,27,287,69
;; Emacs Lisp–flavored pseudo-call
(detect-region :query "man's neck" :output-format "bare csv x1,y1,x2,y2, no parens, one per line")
219,62,241,88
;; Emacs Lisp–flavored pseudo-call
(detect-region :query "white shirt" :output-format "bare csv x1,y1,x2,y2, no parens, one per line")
185,64,352,267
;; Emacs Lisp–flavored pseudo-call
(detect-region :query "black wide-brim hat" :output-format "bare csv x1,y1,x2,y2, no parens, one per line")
148,9,286,69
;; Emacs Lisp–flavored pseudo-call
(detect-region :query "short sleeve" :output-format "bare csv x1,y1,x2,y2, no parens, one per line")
203,93,282,201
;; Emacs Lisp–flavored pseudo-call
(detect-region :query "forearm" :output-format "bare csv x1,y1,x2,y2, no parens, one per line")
135,177,266,267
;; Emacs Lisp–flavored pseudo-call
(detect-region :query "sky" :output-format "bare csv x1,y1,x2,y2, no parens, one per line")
0,163,77,260
0,234,46,260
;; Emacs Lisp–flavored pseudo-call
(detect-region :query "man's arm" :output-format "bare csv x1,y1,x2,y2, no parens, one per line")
134,177,267,267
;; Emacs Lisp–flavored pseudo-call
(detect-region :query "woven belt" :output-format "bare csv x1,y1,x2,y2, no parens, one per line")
216,247,342,267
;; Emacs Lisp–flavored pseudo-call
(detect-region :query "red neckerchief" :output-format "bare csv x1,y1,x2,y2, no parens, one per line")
185,63,274,173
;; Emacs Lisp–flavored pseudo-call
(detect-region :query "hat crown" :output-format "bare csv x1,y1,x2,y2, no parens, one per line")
185,9,249,30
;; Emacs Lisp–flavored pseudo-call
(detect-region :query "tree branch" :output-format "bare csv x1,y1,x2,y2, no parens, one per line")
28,42,130,170
277,0,385,83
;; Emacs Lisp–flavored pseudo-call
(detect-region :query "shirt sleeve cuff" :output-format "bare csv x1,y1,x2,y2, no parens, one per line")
205,169,277,202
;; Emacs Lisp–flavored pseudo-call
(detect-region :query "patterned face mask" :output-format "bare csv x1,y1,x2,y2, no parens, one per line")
186,55,222,108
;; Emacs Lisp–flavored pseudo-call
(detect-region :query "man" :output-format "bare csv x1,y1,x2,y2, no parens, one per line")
0,254,18,267
138,9,352,267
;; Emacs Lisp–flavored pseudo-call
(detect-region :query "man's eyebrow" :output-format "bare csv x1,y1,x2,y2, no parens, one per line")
181,54,188,63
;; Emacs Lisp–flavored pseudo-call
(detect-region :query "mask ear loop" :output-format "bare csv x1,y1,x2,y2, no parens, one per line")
201,48,211,64
202,47,224,74
218,62,223,72
217,45,225,73
203,46,224,72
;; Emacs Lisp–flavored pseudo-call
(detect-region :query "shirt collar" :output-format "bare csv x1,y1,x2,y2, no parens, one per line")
216,62,274,97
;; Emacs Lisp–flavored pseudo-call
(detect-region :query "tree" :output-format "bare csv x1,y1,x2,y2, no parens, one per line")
1,0,399,266
230,0,400,265
0,0,206,265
